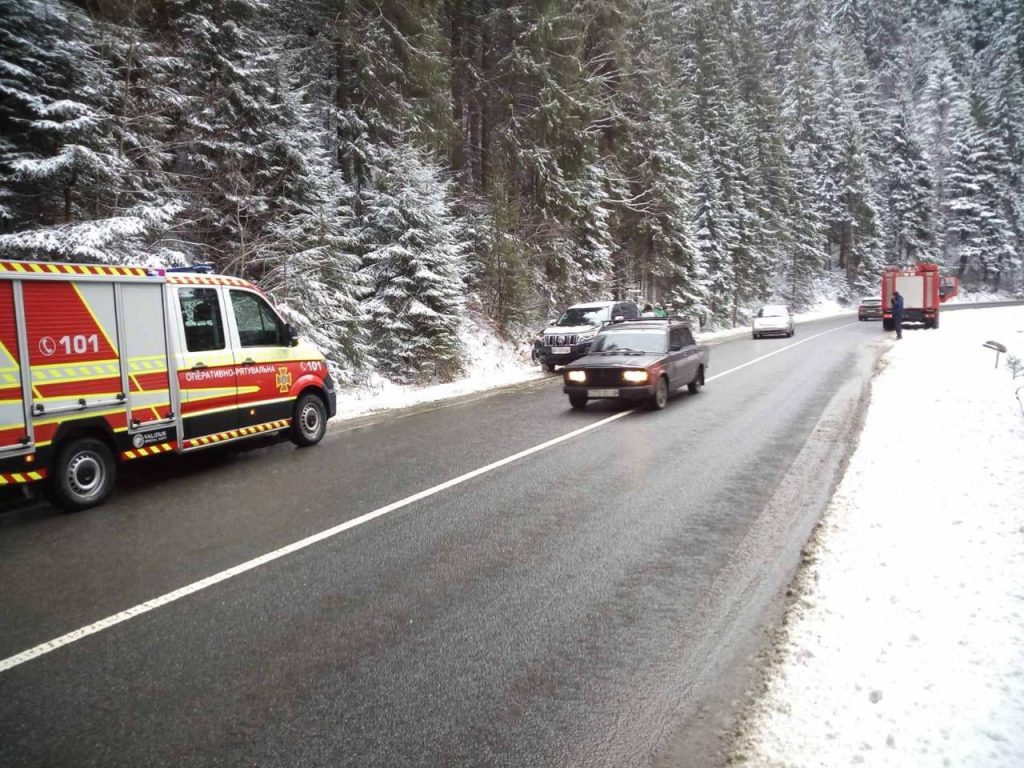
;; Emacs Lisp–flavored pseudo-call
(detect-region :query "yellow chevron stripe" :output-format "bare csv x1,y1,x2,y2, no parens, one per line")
182,419,290,449
0,470,45,485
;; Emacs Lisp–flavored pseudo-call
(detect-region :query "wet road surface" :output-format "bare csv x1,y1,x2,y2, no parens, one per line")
1,315,885,767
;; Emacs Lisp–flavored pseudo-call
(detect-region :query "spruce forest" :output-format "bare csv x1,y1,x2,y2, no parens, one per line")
1,0,1022,382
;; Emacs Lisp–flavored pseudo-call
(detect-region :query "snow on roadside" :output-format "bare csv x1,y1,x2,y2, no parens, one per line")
734,306,1024,768
331,315,543,422
948,289,1022,304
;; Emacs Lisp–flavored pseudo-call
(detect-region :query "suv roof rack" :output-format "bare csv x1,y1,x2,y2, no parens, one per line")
627,315,689,324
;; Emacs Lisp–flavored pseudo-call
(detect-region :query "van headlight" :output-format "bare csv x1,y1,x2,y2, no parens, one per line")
622,370,648,384
577,330,597,343
567,370,587,383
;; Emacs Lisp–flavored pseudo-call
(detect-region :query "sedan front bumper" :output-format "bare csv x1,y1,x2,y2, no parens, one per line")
563,384,655,402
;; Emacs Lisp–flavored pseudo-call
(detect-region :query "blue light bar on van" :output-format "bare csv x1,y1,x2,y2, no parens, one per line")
166,263,216,275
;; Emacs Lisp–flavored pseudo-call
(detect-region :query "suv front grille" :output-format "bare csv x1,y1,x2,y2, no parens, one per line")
545,333,580,346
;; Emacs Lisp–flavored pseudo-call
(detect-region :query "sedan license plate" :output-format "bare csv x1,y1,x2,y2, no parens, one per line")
551,346,571,354
589,388,618,398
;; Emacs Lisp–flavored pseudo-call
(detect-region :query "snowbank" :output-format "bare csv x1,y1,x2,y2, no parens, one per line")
948,289,1023,304
734,306,1024,767
331,315,542,422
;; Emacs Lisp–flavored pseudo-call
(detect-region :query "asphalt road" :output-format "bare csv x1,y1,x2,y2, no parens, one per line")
1,314,887,768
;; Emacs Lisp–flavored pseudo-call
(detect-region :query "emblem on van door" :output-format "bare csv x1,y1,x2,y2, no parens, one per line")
276,366,292,393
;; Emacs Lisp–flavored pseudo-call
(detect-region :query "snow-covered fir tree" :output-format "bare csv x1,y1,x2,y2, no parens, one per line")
0,0,179,263
883,106,936,265
359,148,469,384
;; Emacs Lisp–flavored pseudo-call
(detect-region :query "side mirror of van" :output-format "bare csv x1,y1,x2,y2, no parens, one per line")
613,315,625,324
283,323,299,347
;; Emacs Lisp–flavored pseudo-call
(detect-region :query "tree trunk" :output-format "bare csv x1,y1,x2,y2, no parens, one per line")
448,0,465,177
840,220,855,284
64,169,77,223
477,11,491,194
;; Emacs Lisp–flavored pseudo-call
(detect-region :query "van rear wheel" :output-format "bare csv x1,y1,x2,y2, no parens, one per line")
291,393,327,447
49,437,116,512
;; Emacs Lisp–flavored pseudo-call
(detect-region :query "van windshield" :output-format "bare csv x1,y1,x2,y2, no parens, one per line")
556,306,610,326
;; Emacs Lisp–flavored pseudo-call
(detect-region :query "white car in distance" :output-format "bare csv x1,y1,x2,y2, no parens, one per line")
752,304,795,339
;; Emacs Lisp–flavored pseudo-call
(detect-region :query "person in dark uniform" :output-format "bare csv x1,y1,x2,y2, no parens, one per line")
892,290,904,340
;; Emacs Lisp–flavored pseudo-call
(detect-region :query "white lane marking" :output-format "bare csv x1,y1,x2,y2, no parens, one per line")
706,323,859,383
0,320,860,673
0,409,635,673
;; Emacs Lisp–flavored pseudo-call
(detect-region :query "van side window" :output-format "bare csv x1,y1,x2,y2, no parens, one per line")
231,290,285,347
681,329,695,347
670,328,684,349
179,288,225,352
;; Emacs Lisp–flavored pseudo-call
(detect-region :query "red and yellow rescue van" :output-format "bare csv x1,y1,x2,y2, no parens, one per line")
0,260,336,510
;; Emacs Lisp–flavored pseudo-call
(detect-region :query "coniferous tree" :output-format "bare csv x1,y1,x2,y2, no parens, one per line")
0,0,179,262
360,148,469,383
883,106,936,264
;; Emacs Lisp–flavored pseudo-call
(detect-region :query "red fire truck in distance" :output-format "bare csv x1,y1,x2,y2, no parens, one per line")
0,261,336,511
881,262,959,331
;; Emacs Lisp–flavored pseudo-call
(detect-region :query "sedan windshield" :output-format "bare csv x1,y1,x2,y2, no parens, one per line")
556,306,610,326
757,306,788,318
590,330,666,354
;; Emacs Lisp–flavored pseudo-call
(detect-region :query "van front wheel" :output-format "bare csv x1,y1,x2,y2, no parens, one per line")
291,393,327,447
50,437,116,512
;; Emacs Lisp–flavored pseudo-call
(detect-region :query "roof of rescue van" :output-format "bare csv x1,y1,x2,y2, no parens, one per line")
0,259,257,289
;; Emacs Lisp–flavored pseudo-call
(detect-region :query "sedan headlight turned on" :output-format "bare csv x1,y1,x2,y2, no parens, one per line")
566,370,587,384
621,370,648,384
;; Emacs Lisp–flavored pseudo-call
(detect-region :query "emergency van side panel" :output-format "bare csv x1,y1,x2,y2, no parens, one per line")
23,280,128,457
116,283,180,459
122,284,174,426
0,280,28,454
